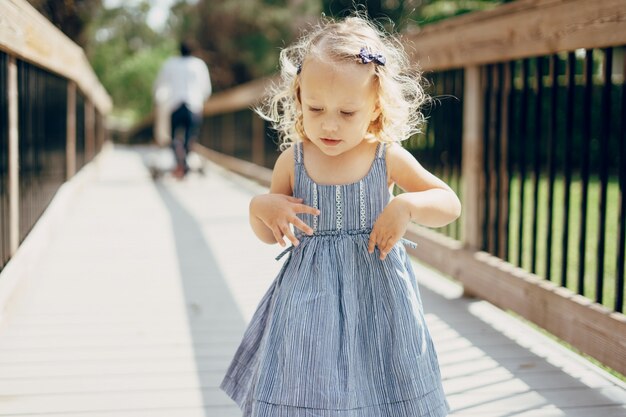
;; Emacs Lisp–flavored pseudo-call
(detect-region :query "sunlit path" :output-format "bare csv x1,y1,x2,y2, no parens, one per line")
0,145,623,416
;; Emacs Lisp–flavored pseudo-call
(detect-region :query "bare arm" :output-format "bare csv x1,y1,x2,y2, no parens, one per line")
368,143,461,259
387,143,461,227
249,145,320,246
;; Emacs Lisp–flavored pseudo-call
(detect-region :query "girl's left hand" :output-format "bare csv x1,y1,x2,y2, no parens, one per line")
368,198,411,260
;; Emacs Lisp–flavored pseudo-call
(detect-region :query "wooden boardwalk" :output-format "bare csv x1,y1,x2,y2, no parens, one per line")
0,145,624,416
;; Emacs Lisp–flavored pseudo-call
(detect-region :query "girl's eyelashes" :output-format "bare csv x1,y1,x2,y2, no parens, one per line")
307,107,356,117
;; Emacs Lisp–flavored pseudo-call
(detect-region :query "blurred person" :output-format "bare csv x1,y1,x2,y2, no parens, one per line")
153,40,212,178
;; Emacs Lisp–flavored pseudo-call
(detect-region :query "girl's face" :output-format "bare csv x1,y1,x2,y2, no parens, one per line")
298,57,380,157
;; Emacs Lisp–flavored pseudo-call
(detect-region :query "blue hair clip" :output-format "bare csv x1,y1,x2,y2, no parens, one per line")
296,47,384,75
358,47,386,66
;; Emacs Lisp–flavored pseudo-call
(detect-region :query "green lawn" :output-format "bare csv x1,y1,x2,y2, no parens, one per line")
504,174,623,312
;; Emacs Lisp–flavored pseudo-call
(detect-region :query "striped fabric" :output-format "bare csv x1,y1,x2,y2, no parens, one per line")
220,142,450,417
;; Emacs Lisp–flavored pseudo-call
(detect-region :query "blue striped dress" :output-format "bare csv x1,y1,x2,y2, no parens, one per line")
220,141,450,417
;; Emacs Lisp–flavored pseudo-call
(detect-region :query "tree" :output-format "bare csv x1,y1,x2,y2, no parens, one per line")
322,0,507,31
85,2,176,123
27,0,102,47
172,0,321,91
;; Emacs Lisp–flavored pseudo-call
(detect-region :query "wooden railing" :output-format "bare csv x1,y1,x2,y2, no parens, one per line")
0,0,111,271
130,0,626,375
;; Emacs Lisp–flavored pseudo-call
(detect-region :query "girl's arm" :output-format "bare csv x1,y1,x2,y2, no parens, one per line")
249,145,320,247
368,143,462,259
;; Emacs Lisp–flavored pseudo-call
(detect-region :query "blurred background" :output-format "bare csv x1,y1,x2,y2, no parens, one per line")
28,0,511,127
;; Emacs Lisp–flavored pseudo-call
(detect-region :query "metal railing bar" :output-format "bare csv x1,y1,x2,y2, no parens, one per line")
505,61,515,263
578,49,593,297
517,58,529,268
530,56,544,275
596,47,613,304
482,64,492,252
545,54,559,282
617,47,626,313
561,51,576,288
454,69,464,241
494,63,504,259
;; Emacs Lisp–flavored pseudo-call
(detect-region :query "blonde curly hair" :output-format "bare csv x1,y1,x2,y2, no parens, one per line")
257,13,427,150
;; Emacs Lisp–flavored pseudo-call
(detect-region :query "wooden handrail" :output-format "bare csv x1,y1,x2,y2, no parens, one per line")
0,0,112,113
404,0,626,71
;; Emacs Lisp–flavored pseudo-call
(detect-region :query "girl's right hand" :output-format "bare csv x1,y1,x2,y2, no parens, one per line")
250,194,320,247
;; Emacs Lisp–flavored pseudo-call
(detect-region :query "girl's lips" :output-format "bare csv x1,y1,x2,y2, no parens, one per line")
321,138,341,146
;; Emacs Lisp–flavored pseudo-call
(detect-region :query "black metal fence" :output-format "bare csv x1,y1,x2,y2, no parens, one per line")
198,111,281,170
17,61,68,244
404,69,464,241
0,52,9,270
480,47,626,313
76,91,86,173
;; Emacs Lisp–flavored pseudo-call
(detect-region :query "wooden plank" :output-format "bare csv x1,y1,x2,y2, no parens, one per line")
0,409,241,417
0,372,225,395
203,76,273,117
192,144,272,187
0,0,111,114
446,387,626,412
450,407,626,417
405,0,626,71
0,388,232,415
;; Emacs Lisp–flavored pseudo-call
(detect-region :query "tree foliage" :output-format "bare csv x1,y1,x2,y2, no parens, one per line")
28,0,102,47
29,0,510,124
323,0,507,29
176,0,321,91
86,3,177,123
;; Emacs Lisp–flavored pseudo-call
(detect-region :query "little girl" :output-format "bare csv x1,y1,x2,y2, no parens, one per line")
220,14,461,417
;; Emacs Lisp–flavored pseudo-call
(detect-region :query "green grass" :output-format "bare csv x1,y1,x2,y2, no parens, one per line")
507,174,625,312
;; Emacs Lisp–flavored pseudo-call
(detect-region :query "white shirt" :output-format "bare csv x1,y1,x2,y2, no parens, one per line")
153,56,212,114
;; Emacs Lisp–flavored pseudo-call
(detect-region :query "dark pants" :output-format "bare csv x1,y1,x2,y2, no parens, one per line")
170,103,202,172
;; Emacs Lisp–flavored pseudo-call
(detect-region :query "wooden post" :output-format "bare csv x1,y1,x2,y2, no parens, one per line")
85,99,95,162
222,113,235,156
66,81,76,179
7,56,19,255
461,66,485,252
96,112,104,153
251,114,265,166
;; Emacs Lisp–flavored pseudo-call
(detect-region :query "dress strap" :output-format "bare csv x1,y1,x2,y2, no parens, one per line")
294,141,303,164
376,142,387,159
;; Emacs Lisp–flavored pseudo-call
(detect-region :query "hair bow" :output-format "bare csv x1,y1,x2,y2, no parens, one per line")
358,48,386,66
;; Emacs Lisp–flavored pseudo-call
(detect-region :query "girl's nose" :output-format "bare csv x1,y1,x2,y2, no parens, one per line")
321,117,339,133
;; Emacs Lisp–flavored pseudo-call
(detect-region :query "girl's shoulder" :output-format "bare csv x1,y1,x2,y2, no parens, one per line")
384,141,414,163
273,143,297,171
270,143,297,193
384,141,420,182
